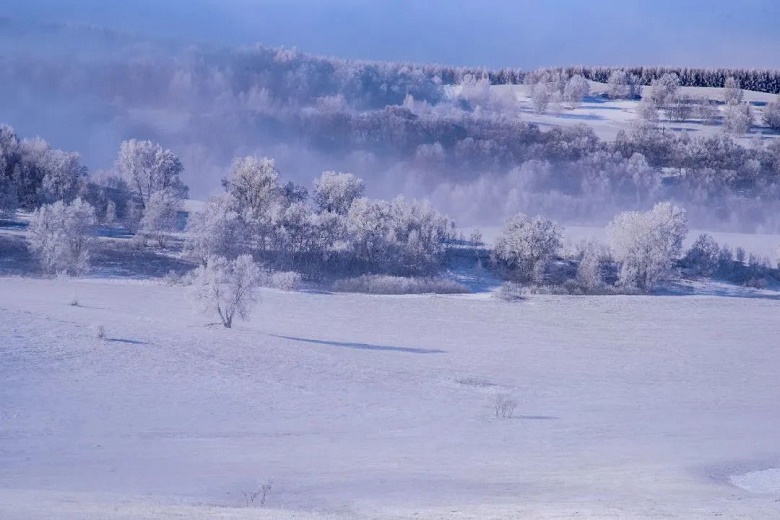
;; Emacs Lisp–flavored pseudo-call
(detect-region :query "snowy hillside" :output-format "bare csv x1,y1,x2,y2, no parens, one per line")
2,276,780,519
451,81,780,142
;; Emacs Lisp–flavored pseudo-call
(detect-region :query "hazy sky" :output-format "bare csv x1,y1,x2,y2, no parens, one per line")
4,0,780,68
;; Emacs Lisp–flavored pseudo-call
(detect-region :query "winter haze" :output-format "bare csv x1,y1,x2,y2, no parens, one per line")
2,2,780,519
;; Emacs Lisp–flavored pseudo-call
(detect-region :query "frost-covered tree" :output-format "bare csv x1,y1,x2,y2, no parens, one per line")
724,77,743,106
637,97,659,122
606,70,640,100
607,70,631,100
138,188,182,247
346,197,392,268
608,202,688,292
576,241,606,291
492,214,562,283
648,73,680,109
115,139,186,209
192,255,262,328
313,171,365,214
763,99,780,130
563,75,590,108
531,81,553,114
38,149,87,204
187,195,247,262
723,102,753,134
221,156,283,252
387,196,454,274
28,198,96,275
222,156,281,213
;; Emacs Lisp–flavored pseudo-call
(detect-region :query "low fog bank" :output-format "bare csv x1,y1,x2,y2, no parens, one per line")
2,20,780,233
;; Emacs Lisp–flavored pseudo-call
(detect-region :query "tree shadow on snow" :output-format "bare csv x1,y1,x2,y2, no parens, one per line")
107,338,148,345
270,334,445,354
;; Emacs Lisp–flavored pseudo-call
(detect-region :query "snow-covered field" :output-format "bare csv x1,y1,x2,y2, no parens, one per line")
2,276,780,518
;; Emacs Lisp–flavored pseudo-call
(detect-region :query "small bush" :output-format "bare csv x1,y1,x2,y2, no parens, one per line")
332,275,469,295
242,480,272,507
95,324,106,340
494,282,526,301
259,271,302,291
494,393,517,419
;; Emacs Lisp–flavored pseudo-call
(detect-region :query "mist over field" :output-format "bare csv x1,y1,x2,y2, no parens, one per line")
1,1,780,232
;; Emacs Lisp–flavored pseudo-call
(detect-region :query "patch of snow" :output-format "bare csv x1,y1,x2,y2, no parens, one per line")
730,468,780,494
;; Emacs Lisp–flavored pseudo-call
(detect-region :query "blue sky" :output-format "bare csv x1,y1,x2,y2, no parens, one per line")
4,0,780,68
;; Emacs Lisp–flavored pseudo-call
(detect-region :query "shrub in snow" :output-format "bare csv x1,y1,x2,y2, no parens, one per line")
313,171,365,215
332,275,469,295
28,198,96,276
608,202,688,292
242,481,272,508
494,393,517,419
259,270,302,291
192,255,262,328
494,282,526,302
683,233,721,277
95,324,106,340
492,213,562,284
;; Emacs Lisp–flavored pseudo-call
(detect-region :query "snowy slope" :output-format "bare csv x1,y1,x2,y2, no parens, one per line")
485,83,780,142
2,276,780,518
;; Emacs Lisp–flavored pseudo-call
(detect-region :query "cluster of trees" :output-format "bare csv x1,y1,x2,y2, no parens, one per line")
630,73,762,135
5,129,189,275
491,202,779,294
522,70,590,112
187,158,455,277
0,125,88,215
471,66,780,95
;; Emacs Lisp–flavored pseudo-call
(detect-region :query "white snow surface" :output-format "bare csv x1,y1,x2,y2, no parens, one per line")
2,276,780,518
731,469,780,494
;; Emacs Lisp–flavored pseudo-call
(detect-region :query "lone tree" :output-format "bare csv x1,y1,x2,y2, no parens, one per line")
192,255,262,328
608,202,688,292
28,198,96,276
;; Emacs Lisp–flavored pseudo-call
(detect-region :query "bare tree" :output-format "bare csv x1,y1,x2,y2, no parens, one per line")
192,255,262,328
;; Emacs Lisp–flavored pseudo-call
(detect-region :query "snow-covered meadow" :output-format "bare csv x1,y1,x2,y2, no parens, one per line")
2,275,780,519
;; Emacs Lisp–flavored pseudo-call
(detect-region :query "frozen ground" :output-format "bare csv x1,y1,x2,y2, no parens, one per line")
2,276,780,518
